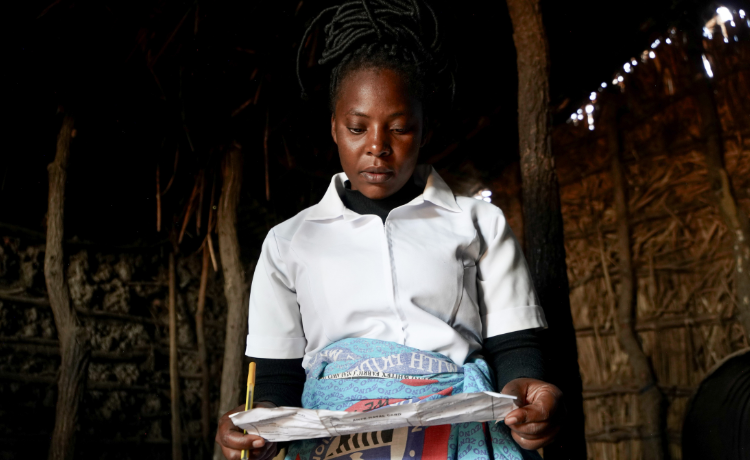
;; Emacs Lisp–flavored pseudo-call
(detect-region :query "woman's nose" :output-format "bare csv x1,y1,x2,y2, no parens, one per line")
367,128,391,157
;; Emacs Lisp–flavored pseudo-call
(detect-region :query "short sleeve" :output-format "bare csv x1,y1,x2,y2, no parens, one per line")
476,211,547,338
245,230,307,359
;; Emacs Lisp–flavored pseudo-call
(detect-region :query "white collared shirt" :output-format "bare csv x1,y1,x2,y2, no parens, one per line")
245,165,546,367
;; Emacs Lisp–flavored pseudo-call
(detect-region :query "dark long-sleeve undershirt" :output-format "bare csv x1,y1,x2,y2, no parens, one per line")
251,177,547,407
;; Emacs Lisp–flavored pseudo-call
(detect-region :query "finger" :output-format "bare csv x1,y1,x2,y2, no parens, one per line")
505,406,541,426
511,430,550,451
220,441,273,460
220,430,267,451
503,407,525,426
510,423,561,445
508,418,558,439
248,442,277,460
526,389,560,417
217,405,254,438
506,400,553,426
507,416,554,437
219,444,237,460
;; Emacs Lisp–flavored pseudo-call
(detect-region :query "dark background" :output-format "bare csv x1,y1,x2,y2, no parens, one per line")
3,0,723,251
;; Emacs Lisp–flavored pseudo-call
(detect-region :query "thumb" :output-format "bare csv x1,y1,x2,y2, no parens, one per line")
501,379,531,406
504,405,531,426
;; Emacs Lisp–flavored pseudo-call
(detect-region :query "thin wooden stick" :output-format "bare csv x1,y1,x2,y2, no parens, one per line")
592,312,608,383
162,149,179,196
206,172,218,271
37,0,62,19
596,227,618,329
196,244,211,447
151,4,194,68
253,80,263,105
196,170,204,235
232,97,254,118
208,171,217,234
168,253,182,460
178,176,201,244
282,136,294,169
206,232,218,272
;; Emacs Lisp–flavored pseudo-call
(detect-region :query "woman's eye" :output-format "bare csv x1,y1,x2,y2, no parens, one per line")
392,128,407,134
348,127,364,134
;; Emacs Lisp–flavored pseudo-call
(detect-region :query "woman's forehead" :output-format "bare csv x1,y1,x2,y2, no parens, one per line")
336,68,421,115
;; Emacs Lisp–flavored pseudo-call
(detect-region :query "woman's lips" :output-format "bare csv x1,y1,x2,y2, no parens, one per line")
360,169,394,183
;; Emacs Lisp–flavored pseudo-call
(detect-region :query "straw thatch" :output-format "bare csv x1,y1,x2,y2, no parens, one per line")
548,20,750,460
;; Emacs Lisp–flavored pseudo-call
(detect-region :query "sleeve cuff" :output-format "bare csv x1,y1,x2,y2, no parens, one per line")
245,334,306,359
482,305,547,338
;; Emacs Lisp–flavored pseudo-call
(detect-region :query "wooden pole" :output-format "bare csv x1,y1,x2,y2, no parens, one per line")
168,253,182,460
214,144,246,460
46,114,91,460
504,1,586,458
607,104,666,459
196,244,211,446
685,32,750,339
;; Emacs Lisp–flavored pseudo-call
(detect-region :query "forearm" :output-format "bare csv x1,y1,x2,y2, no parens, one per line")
483,328,547,391
251,357,306,408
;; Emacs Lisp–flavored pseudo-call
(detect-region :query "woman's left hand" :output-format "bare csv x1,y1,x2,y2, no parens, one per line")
500,378,563,450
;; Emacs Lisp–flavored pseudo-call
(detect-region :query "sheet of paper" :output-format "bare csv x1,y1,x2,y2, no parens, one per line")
230,391,517,443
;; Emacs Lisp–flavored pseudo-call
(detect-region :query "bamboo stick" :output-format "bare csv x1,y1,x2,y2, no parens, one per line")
575,313,738,337
168,253,182,460
178,175,201,244
196,245,211,446
161,149,179,196
206,172,219,271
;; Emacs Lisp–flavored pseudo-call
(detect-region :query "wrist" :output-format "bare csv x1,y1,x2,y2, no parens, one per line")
254,400,277,409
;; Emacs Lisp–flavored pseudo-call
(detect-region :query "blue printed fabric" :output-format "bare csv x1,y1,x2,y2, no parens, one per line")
284,338,536,460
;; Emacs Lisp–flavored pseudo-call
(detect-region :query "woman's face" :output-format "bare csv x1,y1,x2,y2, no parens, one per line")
331,67,424,200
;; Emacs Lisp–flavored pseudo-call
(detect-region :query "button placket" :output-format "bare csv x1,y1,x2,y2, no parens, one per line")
383,216,408,344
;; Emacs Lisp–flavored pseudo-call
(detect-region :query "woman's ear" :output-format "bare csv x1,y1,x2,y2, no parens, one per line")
330,113,338,145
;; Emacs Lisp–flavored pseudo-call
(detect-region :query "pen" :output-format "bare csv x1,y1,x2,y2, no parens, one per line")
240,362,256,460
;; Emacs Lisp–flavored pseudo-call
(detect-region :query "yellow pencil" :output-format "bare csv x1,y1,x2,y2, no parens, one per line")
240,362,256,460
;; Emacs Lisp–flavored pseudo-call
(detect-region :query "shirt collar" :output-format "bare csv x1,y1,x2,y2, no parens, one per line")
304,165,461,222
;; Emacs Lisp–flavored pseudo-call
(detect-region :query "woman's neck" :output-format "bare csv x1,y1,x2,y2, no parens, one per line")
341,176,422,223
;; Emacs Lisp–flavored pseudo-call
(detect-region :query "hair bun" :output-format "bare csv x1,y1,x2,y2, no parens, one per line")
297,0,454,106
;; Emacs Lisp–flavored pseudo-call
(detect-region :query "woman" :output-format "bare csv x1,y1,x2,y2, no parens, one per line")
217,1,562,459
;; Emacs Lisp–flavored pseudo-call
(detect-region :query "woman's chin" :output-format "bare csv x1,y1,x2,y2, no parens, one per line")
357,183,398,200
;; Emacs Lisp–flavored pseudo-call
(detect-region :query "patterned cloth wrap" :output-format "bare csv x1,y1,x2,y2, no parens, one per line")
285,338,539,460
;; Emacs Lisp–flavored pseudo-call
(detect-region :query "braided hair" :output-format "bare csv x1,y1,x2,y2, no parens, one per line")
297,0,454,112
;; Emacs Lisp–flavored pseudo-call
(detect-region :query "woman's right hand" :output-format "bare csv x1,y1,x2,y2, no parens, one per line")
216,402,278,460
